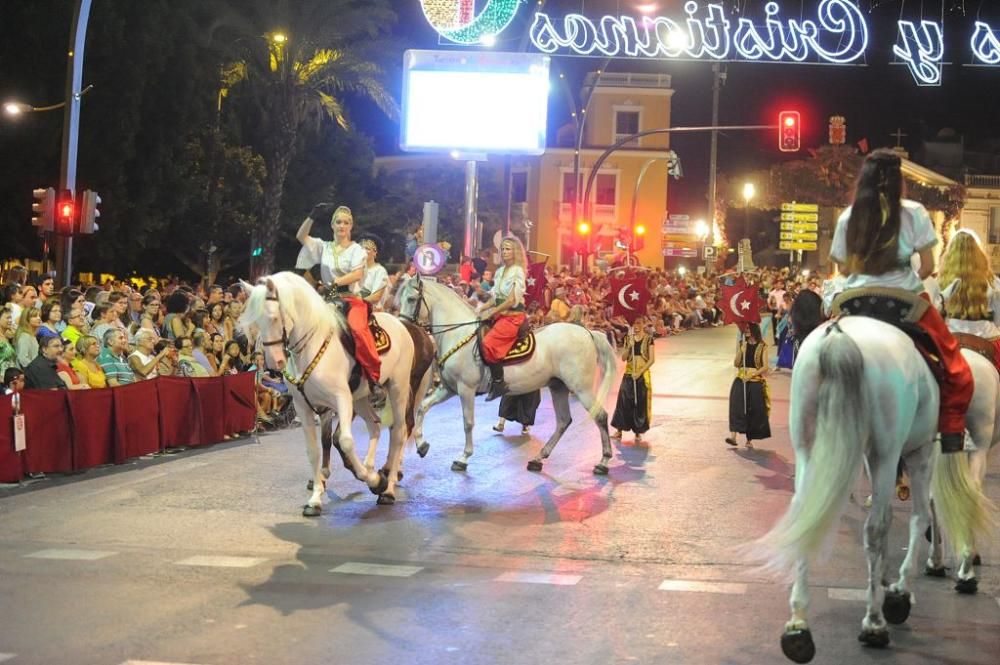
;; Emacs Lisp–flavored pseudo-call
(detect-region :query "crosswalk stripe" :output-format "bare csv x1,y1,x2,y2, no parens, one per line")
828,588,867,602
330,562,423,578
494,572,582,586
121,661,209,665
657,580,747,595
174,556,266,568
24,549,117,561
0,654,16,663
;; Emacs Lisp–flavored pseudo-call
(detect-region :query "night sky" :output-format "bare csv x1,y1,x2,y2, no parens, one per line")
378,1,1000,218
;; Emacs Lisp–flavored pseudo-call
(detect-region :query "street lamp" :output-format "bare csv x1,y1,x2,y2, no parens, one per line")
695,218,709,274
742,182,756,241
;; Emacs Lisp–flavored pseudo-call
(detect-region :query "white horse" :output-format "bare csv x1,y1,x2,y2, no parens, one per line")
240,272,430,514
396,274,617,474
753,318,995,663
926,348,1000,592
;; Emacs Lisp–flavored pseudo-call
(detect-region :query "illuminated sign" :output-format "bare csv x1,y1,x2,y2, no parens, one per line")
419,0,1000,87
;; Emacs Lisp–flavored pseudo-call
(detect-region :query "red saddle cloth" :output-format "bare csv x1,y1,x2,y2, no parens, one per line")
479,319,536,366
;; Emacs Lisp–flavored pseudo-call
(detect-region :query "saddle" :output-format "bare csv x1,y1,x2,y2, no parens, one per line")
953,332,999,370
831,287,944,381
478,318,536,366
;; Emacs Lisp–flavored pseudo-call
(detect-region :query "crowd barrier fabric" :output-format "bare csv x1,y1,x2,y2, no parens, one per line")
0,372,256,483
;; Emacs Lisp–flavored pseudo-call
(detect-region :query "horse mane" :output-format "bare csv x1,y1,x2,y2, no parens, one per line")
419,278,479,316
239,271,345,340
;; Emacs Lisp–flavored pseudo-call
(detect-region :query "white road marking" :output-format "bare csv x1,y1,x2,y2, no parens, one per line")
828,588,868,602
494,571,582,586
174,556,266,568
0,654,16,663
24,549,117,561
121,661,208,665
330,562,423,578
657,580,747,595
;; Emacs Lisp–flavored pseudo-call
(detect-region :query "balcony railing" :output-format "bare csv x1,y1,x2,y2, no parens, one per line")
965,174,1000,189
558,202,617,224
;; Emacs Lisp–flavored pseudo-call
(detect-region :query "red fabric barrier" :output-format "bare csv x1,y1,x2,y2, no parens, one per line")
21,390,73,474
114,381,161,461
68,389,115,469
193,376,227,444
0,372,259,483
157,376,201,448
224,372,257,434
0,397,20,483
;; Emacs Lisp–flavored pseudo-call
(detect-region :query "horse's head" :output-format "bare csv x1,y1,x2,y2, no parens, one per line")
239,276,293,373
397,274,427,325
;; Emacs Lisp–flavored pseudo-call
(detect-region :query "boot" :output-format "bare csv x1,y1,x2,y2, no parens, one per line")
369,378,387,411
939,431,964,454
486,364,507,402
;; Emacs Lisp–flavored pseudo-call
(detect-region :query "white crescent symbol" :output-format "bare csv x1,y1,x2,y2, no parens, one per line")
618,285,634,311
729,292,742,315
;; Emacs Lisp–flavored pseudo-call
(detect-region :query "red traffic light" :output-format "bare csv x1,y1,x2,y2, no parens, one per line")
60,202,74,219
634,224,646,236
779,111,801,152
577,221,591,235
55,190,76,236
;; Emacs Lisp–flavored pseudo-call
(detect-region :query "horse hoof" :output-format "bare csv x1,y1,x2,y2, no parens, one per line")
895,484,910,501
972,554,982,566
780,629,816,664
306,480,314,491
370,469,390,496
526,459,543,472
955,578,978,595
857,629,890,648
451,460,468,472
417,442,430,458
377,494,396,506
593,463,609,476
924,565,947,578
302,504,321,517
882,591,911,625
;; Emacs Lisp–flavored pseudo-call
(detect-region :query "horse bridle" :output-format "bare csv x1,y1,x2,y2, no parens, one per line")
259,284,314,359
400,275,484,334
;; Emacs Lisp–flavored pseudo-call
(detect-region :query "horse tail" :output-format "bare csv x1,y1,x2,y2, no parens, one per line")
759,322,868,573
589,330,617,420
932,447,997,556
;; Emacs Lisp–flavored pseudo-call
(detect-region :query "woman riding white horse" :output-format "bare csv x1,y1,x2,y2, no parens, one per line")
478,236,528,400
396,270,618,475
755,150,994,663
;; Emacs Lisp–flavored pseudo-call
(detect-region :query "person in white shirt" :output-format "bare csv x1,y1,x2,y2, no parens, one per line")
358,235,389,310
477,236,528,400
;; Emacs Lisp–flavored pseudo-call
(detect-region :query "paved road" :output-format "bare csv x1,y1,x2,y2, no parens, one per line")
1,325,998,665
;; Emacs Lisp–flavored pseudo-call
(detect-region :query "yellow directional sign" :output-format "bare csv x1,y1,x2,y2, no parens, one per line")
780,221,819,232
780,241,818,251
780,232,818,241
780,212,819,222
781,203,819,213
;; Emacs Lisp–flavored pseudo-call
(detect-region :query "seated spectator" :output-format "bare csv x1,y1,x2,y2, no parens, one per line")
191,330,216,374
98,329,136,386
89,303,117,345
4,367,25,395
14,307,42,368
219,340,246,375
210,333,225,373
128,329,168,380
175,336,209,378
0,306,16,378
62,307,88,347
24,336,67,390
163,291,193,341
37,301,63,339
547,287,571,322
56,337,88,390
155,339,178,377
73,336,107,388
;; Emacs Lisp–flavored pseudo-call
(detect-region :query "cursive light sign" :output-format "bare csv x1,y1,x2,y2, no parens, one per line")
420,0,1000,86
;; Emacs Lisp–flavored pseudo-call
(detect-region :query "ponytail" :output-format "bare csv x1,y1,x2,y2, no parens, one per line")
845,149,903,276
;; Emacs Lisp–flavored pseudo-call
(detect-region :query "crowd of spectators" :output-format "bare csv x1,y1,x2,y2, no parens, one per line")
0,266,288,430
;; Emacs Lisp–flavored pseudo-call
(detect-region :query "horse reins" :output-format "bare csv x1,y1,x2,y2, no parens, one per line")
399,276,483,367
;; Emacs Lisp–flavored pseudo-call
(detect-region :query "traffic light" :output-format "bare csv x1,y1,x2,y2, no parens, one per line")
55,189,76,236
79,190,101,234
31,187,55,232
576,220,591,255
779,111,801,152
633,224,646,252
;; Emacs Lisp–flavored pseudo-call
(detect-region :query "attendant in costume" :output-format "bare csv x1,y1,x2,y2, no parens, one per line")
827,149,971,453
493,389,541,436
611,316,655,443
726,323,770,449
934,229,1000,371
358,235,390,311
479,236,528,400
775,292,795,370
296,204,385,408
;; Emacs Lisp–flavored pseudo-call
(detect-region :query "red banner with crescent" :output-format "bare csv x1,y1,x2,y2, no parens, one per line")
719,276,767,326
608,272,651,325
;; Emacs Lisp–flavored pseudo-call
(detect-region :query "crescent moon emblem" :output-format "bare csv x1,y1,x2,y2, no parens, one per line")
618,285,634,311
729,291,743,316
420,0,521,45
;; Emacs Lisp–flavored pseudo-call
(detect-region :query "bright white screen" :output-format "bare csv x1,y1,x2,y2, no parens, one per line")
402,64,549,155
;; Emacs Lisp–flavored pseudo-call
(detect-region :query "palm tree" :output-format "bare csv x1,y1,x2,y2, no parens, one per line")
208,0,399,274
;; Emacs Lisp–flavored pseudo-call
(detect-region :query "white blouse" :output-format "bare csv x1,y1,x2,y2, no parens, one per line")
295,237,367,295
361,263,389,299
490,264,526,308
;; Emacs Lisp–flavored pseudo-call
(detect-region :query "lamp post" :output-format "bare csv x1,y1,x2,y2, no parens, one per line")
742,182,756,242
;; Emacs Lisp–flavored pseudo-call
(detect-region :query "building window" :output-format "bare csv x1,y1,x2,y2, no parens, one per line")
596,173,616,206
511,171,528,204
990,207,1000,244
615,110,640,144
562,172,579,203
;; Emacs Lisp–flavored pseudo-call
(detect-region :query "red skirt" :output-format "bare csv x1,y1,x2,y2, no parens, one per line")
482,312,526,364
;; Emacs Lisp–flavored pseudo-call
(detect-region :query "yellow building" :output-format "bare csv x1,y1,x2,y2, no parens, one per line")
376,71,675,268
